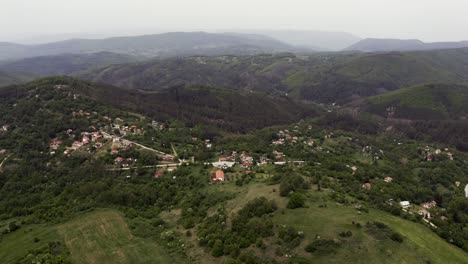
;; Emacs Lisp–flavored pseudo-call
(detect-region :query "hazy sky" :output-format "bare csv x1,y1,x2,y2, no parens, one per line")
1,0,468,43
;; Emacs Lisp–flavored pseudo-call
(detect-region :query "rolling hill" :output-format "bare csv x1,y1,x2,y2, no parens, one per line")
81,48,468,103
345,38,468,52
0,32,300,60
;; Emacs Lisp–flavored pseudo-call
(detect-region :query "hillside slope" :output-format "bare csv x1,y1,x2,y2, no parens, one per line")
0,71,36,87
5,77,320,132
363,83,468,120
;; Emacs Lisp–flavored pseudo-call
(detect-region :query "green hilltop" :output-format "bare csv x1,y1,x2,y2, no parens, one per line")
364,83,468,120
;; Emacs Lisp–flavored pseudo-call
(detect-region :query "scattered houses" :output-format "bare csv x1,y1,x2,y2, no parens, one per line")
384,177,393,183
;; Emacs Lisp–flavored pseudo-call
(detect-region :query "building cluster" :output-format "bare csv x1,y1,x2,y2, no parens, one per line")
420,146,454,161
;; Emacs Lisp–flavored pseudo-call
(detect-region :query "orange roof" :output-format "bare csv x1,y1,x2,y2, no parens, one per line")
214,170,224,180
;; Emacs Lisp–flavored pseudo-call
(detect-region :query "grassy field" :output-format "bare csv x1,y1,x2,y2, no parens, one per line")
213,181,468,264
274,191,468,264
57,209,175,264
0,224,61,263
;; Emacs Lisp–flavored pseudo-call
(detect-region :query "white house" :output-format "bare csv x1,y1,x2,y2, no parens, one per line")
212,161,235,169
400,201,410,209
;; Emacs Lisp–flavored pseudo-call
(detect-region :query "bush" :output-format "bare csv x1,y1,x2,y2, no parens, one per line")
390,232,404,243
287,193,306,209
8,222,19,232
305,239,340,254
339,231,353,238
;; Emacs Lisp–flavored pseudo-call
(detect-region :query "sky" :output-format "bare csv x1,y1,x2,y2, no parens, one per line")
1,0,468,43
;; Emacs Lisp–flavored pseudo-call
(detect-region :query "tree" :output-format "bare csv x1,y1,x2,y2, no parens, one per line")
212,239,224,257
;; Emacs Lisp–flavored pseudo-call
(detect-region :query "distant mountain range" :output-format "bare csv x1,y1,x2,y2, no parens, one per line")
345,38,468,52
0,32,304,61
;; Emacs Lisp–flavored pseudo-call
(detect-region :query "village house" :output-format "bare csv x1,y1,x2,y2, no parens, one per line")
0,149,7,155
273,150,285,160
82,135,90,145
212,170,225,182
241,162,251,169
422,201,437,209
162,154,174,161
154,171,163,178
240,152,253,163
384,177,393,183
2,124,9,131
72,141,84,149
361,182,372,190
111,149,119,155
418,209,431,219
64,148,74,155
258,156,270,166
274,161,286,166
115,157,124,164
272,138,285,145
212,161,235,169
455,181,461,187
49,139,62,150
218,157,232,162
400,201,411,209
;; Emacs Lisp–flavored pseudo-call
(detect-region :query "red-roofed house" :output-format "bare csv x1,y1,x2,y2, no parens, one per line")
212,170,225,182
115,157,124,164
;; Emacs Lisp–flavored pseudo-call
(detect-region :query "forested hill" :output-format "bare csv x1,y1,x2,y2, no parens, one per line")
80,48,468,103
0,71,36,87
362,83,468,120
4,77,321,133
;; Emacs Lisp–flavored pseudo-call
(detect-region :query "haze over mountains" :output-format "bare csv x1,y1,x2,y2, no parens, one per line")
0,32,303,61
225,30,361,51
346,38,468,52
